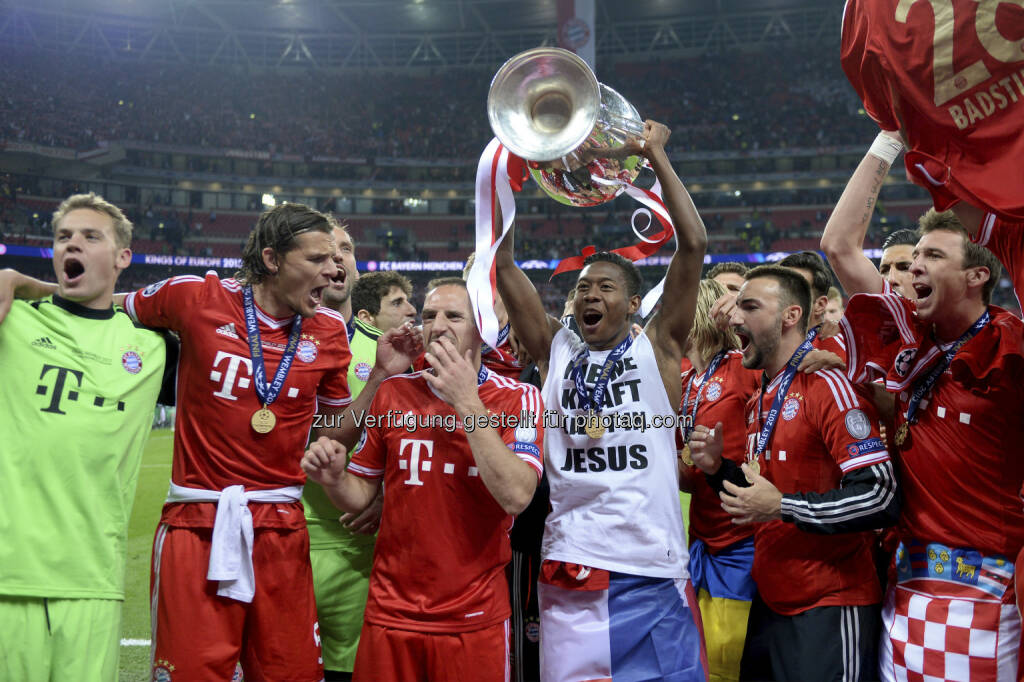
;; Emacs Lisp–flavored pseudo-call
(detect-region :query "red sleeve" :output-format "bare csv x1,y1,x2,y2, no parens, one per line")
811,369,890,475
499,384,545,480
839,292,917,385
816,332,849,366
123,273,211,331
314,312,352,409
347,384,388,479
840,0,901,131
973,213,1023,308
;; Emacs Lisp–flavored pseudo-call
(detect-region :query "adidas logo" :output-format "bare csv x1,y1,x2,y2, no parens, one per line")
32,336,56,350
215,323,239,339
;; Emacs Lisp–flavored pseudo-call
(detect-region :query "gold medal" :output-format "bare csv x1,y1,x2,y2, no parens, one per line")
894,422,908,447
681,444,694,466
585,412,606,439
745,458,760,483
251,406,277,434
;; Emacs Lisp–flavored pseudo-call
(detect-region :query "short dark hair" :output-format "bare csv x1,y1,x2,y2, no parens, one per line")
424,277,474,322
236,203,332,285
918,209,1003,304
581,252,643,298
881,229,918,252
426,276,468,293
351,272,413,317
778,251,832,299
707,261,748,279
745,264,812,331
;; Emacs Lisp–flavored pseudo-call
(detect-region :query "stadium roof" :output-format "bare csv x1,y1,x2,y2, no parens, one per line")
1,0,843,69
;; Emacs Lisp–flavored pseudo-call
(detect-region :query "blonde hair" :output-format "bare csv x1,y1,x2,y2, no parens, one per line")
52,192,133,248
689,278,740,363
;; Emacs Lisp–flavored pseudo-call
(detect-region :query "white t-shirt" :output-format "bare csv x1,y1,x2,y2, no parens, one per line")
541,326,688,578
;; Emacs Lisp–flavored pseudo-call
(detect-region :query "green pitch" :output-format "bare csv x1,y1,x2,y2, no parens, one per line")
119,428,173,682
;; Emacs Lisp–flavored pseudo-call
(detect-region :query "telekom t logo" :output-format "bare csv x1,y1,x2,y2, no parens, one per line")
209,351,252,400
399,438,434,486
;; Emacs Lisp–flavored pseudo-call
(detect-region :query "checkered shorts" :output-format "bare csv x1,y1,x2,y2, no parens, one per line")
880,584,1021,681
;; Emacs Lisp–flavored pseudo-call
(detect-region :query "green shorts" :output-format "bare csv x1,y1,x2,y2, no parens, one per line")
310,543,374,672
0,595,121,682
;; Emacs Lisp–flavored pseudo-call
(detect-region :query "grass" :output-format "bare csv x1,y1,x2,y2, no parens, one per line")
119,428,174,682
116,429,693,681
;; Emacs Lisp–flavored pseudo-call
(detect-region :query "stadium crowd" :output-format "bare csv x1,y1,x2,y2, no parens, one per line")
1,43,872,159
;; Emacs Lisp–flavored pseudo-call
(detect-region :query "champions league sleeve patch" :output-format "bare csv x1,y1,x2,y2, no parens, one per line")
141,278,170,297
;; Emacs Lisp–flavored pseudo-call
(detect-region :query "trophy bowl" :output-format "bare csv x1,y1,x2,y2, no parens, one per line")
488,47,645,208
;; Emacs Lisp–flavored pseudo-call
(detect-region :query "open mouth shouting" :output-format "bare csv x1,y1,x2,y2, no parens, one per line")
912,282,933,304
328,264,347,291
309,285,327,308
735,328,752,353
580,308,604,334
62,256,86,287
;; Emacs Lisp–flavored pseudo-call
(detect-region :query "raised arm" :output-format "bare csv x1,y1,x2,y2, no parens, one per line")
820,131,902,295
0,269,58,324
643,122,708,385
494,206,561,374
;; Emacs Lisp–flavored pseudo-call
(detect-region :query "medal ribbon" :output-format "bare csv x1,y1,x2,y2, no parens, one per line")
480,323,511,356
904,310,989,424
681,350,727,442
477,364,489,385
570,334,633,416
242,285,303,407
753,326,819,457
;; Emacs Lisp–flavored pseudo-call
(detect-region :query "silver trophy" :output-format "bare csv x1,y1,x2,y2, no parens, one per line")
487,47,646,207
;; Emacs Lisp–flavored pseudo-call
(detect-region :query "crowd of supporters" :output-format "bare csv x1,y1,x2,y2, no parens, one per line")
1,43,872,158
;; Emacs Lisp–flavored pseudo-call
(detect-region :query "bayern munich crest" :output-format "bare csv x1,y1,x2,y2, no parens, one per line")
121,350,142,374
782,397,800,421
559,17,591,50
296,339,318,363
704,381,723,402
152,658,174,681
355,361,372,382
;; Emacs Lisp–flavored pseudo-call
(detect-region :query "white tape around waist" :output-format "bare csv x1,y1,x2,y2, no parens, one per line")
165,482,303,603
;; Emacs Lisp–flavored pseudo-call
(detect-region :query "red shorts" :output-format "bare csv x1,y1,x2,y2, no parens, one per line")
150,523,323,682
353,619,509,682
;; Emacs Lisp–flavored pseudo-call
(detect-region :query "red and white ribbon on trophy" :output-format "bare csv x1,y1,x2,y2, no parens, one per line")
467,139,677,348
466,137,529,349
553,171,677,318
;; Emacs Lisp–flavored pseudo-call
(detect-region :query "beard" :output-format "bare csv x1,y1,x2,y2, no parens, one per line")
322,285,350,308
740,317,782,371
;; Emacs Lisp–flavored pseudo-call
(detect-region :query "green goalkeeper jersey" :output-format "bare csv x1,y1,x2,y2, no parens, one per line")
303,317,381,549
0,296,169,600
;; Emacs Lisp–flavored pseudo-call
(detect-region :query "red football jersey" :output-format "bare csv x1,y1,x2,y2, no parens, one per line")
125,273,351,528
348,368,544,632
680,350,760,552
746,367,889,615
972,212,1024,311
814,329,849,366
841,0,1024,220
481,338,524,380
842,293,1024,560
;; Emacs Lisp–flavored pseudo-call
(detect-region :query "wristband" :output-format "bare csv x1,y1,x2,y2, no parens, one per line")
867,132,904,166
